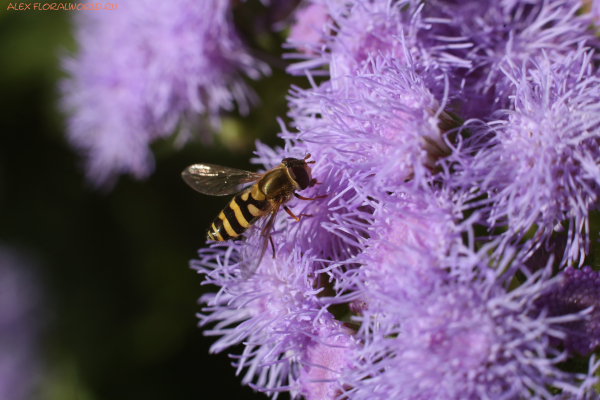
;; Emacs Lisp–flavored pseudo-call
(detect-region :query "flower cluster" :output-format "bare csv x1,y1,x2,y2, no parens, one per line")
61,0,268,187
192,1,600,398
449,48,600,265
62,0,600,398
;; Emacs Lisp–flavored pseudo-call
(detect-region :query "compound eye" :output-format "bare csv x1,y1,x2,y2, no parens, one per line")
290,166,310,190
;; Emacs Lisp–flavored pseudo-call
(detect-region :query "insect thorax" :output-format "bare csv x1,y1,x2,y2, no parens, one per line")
258,167,296,198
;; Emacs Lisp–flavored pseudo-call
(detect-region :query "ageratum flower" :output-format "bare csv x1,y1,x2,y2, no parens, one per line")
537,266,600,356
286,0,463,97
344,257,600,400
421,0,596,117
448,49,600,266
0,246,43,400
190,1,600,398
61,0,268,187
288,3,330,55
287,0,596,119
288,54,452,193
192,242,356,399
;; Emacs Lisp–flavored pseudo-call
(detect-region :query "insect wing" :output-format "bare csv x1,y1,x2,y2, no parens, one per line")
239,199,282,279
182,164,264,196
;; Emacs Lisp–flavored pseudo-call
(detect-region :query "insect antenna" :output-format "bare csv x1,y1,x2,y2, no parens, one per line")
303,153,316,164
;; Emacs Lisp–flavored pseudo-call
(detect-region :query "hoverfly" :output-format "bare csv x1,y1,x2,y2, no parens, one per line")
182,154,326,278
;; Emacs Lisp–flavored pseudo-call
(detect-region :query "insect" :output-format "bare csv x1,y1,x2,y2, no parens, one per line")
182,154,326,278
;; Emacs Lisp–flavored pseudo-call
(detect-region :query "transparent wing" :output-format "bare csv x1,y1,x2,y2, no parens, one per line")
182,164,264,196
239,199,282,279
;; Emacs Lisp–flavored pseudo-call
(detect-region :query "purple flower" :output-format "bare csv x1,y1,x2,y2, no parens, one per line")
537,266,600,356
344,260,599,400
288,54,452,193
192,243,355,399
61,0,268,187
0,246,43,400
187,0,600,398
448,49,600,266
286,0,457,97
287,0,596,118
421,0,596,117
288,3,330,54
297,326,355,400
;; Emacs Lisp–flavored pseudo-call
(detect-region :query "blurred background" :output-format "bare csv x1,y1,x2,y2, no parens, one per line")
0,1,303,399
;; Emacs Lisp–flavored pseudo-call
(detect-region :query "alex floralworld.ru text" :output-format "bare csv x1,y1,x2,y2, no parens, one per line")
6,3,117,10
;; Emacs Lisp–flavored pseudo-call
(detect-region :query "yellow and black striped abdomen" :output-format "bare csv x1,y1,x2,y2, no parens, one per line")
207,186,269,241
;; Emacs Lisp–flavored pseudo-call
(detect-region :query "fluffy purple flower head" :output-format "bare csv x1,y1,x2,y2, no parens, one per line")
61,0,268,187
286,0,460,97
0,246,43,400
288,3,330,54
449,49,600,266
192,133,600,398
192,242,356,399
345,260,600,400
287,0,596,118
326,0,419,80
537,266,600,356
288,55,452,193
297,327,354,400
188,1,600,398
421,0,596,117
330,188,466,306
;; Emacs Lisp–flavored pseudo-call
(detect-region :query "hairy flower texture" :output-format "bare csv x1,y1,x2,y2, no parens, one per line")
325,0,424,81
192,134,600,398
326,187,467,305
288,3,330,54
537,266,600,356
421,0,596,117
288,55,452,194
0,246,43,400
343,250,600,400
191,136,469,398
287,0,596,119
286,0,460,97
448,50,600,267
190,2,600,397
61,0,268,186
191,242,356,399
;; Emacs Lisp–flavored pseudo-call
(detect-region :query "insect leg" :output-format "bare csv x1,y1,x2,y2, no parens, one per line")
269,236,276,258
284,205,313,221
294,192,328,201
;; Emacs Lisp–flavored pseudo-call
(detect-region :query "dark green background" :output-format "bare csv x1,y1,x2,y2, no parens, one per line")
0,1,301,399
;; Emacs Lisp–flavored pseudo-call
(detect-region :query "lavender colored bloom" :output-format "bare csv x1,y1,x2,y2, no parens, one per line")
0,246,43,400
344,261,600,400
421,0,596,116
448,49,600,266
286,0,456,97
288,3,330,54
287,0,596,118
288,55,453,193
61,0,268,187
192,244,355,399
537,266,600,356
189,0,600,398
316,183,597,399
